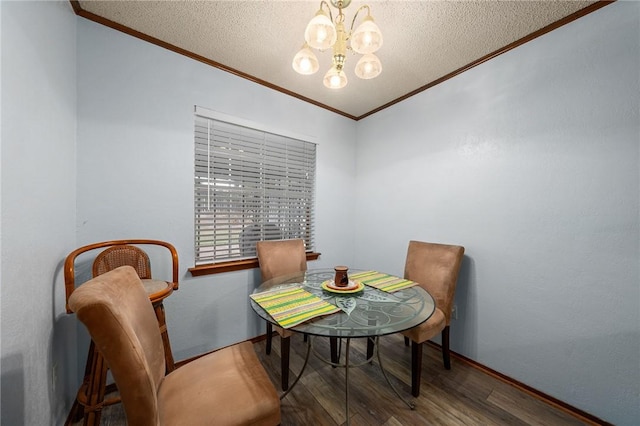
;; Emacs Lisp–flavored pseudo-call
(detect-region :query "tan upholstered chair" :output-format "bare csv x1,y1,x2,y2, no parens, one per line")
400,240,465,397
256,238,307,391
69,266,281,426
63,239,179,425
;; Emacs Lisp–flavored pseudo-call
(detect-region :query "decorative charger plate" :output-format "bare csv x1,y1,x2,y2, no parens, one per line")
321,279,365,294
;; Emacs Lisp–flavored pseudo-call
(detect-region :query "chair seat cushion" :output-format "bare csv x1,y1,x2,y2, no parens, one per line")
401,307,446,344
157,341,280,426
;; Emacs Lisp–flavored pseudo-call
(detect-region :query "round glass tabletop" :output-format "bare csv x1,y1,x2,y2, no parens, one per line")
250,268,435,338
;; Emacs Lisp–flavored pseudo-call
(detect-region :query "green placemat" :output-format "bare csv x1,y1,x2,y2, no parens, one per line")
349,271,417,293
251,286,340,328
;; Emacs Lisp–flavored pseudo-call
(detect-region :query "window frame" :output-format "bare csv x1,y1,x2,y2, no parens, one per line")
189,106,320,276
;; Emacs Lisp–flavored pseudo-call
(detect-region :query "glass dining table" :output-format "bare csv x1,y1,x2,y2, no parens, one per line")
249,268,436,424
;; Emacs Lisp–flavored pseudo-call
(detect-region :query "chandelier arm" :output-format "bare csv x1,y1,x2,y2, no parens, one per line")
319,0,334,24
349,5,371,33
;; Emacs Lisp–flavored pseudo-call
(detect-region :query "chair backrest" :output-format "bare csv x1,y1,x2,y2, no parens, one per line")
68,266,166,426
64,239,179,313
93,244,152,279
256,239,307,282
404,240,465,324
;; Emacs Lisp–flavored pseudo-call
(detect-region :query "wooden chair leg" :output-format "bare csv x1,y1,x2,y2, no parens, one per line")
411,340,423,397
281,335,291,391
442,325,451,370
366,337,375,361
265,322,273,355
65,339,98,425
154,302,175,373
66,339,129,425
65,340,107,426
404,336,410,346
84,346,109,425
330,337,339,365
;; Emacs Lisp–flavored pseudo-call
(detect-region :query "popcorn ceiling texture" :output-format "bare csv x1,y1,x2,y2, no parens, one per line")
79,1,596,118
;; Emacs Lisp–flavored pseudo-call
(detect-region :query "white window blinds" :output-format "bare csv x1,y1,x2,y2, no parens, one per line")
194,110,316,264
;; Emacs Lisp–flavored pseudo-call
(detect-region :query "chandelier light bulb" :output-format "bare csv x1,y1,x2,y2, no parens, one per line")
292,45,319,75
304,10,337,50
354,53,381,79
323,67,348,89
351,16,383,54
316,27,328,44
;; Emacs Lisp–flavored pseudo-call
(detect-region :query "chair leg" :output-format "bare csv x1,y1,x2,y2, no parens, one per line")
265,321,273,355
280,335,291,391
330,337,339,365
65,340,107,426
154,302,175,373
366,337,375,361
411,340,423,397
404,336,410,346
65,342,95,425
442,325,451,370
85,347,109,426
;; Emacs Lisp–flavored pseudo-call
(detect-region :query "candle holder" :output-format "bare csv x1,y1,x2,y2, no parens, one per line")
334,266,349,287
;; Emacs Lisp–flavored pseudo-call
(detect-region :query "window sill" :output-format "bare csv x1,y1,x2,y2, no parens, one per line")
188,252,321,277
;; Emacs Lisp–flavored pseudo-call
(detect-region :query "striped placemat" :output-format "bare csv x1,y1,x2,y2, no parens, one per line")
349,271,417,293
250,286,340,328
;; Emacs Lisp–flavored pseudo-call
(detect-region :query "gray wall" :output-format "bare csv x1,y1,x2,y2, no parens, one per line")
354,2,639,425
1,1,77,424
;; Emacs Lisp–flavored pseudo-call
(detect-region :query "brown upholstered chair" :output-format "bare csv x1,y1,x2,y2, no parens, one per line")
63,239,178,426
256,238,307,391
69,265,281,426
400,240,465,397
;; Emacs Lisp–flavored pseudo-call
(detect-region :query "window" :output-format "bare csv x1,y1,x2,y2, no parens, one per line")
194,107,316,266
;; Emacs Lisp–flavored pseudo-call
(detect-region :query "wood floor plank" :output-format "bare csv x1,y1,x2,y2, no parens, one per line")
298,368,349,424
487,386,586,426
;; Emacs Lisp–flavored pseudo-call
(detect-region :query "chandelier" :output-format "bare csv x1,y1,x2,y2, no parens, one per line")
292,0,383,89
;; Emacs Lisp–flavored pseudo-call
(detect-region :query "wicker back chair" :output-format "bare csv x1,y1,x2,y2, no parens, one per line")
63,239,179,426
92,244,152,279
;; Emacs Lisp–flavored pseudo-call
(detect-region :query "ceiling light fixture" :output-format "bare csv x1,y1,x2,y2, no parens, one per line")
292,0,383,89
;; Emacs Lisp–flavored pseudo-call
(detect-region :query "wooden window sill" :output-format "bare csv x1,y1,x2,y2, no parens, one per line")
188,252,321,277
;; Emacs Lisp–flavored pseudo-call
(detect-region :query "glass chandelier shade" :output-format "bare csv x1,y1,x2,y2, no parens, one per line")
292,45,320,75
350,16,383,54
304,10,337,50
323,67,348,89
354,53,381,79
294,1,382,89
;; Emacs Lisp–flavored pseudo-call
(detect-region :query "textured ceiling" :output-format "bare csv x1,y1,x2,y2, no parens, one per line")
74,1,604,120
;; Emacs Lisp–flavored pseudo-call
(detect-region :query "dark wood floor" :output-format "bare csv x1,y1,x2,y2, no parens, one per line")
81,334,596,425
